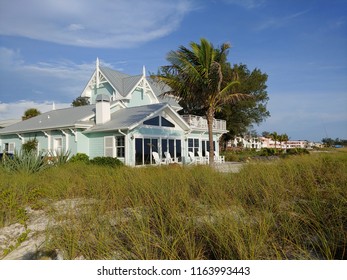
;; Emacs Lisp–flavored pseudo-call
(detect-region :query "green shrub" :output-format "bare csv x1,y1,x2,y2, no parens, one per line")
69,153,89,163
22,138,38,153
90,156,123,167
286,148,310,155
258,148,276,156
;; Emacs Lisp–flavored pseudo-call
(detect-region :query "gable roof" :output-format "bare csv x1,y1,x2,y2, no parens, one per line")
0,119,21,128
147,79,181,109
0,101,190,136
85,103,189,133
99,67,143,98
98,67,181,108
0,105,96,135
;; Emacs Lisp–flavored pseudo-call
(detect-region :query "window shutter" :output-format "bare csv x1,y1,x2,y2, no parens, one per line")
104,136,114,157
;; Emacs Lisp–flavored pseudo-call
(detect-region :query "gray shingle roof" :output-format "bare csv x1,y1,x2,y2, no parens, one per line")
0,119,21,128
0,105,95,135
147,79,181,109
0,102,190,136
123,75,142,96
86,103,167,133
99,67,142,97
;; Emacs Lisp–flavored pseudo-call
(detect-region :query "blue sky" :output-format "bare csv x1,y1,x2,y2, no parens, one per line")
0,0,346,141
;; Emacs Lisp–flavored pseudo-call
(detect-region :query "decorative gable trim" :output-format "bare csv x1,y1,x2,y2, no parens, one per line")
128,104,190,131
124,77,160,104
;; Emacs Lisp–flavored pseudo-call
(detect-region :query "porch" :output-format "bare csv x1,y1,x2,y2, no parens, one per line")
181,115,226,131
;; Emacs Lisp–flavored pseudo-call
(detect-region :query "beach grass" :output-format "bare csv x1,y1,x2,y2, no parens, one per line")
0,151,346,259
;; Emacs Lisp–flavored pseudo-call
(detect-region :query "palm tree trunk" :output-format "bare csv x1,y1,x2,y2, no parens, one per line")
206,107,215,165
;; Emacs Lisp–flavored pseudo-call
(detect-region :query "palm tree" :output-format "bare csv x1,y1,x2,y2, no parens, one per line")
280,133,289,151
153,38,247,164
270,132,280,151
22,108,41,120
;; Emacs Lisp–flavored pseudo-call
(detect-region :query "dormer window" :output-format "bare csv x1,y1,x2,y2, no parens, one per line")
143,116,159,126
161,117,175,127
143,116,175,128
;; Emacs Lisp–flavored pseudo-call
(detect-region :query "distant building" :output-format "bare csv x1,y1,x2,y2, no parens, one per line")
227,136,316,150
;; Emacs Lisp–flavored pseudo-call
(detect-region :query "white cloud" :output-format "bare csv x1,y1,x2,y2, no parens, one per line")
0,101,71,120
255,9,310,31
223,0,266,9
0,0,194,48
0,47,122,102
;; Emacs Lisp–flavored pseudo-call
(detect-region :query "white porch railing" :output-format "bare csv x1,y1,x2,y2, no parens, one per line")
182,115,226,131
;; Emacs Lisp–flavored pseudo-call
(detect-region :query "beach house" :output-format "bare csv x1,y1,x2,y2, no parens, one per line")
0,59,227,166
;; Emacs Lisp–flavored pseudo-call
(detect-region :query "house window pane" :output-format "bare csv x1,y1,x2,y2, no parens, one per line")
4,142,15,153
143,116,159,126
161,139,167,158
202,140,207,156
188,138,199,156
188,138,193,152
54,138,63,154
116,136,125,158
176,140,181,161
144,138,151,164
169,139,175,157
135,138,143,165
161,117,175,127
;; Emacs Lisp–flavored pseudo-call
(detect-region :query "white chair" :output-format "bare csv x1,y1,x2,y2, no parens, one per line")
152,152,166,165
165,151,179,164
189,151,205,164
188,151,198,164
214,151,225,163
197,151,208,164
205,151,210,164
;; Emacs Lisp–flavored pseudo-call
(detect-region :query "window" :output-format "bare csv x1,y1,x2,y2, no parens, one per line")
54,138,63,154
188,138,199,156
4,142,15,153
143,116,175,128
104,136,114,157
143,116,159,126
135,137,159,165
161,138,182,162
161,117,175,127
116,136,125,158
202,140,215,156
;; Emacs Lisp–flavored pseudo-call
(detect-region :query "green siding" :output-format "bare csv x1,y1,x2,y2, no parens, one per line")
88,132,115,158
1,134,22,152
76,131,89,155
128,88,151,107
91,83,114,104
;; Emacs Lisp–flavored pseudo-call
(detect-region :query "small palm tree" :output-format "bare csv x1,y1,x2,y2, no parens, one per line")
281,133,289,151
22,108,41,120
153,38,248,164
270,132,280,151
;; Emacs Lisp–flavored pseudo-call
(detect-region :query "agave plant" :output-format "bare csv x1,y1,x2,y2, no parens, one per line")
47,150,71,166
2,150,49,174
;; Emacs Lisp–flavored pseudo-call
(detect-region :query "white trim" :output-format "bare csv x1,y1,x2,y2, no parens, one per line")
17,133,24,144
42,131,51,151
60,130,69,152
69,128,77,142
